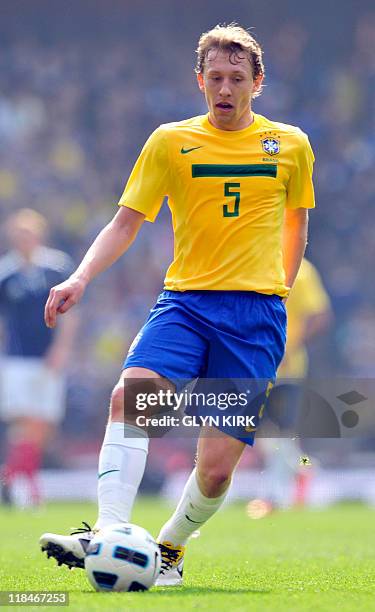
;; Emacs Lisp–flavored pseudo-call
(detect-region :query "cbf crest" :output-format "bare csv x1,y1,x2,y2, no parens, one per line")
261,136,280,156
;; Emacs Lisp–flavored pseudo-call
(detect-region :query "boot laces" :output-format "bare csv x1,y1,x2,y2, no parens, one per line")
159,543,182,574
70,521,93,536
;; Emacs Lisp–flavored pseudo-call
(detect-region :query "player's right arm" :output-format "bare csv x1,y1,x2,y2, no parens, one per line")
46,125,169,328
44,206,145,328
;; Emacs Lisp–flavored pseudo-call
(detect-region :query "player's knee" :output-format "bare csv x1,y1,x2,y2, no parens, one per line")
109,378,147,422
198,467,232,498
109,383,124,421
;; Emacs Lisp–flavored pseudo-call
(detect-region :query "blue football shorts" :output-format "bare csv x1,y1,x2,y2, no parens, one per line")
123,290,287,445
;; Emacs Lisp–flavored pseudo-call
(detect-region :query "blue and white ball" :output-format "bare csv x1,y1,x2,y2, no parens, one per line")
85,523,161,592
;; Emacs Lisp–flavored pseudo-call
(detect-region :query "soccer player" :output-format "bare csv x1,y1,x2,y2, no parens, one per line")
0,209,77,505
40,24,314,585
255,258,332,511
278,258,331,381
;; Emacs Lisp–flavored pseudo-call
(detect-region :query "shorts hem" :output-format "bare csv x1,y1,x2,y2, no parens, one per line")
122,357,177,383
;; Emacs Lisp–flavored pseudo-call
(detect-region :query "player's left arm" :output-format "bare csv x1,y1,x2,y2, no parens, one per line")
283,131,315,295
282,207,309,293
44,309,79,371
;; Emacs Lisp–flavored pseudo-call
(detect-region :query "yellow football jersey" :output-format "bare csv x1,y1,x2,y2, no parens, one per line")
278,258,330,377
118,113,315,296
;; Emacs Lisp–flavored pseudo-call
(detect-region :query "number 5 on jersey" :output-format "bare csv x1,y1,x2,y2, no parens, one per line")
223,182,240,217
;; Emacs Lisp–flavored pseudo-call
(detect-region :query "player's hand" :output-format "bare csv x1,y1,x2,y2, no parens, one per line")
45,276,86,328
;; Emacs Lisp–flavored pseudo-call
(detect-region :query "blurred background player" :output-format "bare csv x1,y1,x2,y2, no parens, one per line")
278,257,332,382
251,257,332,515
0,209,78,506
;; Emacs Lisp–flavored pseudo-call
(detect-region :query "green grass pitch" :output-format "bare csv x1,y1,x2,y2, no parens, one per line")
0,499,374,611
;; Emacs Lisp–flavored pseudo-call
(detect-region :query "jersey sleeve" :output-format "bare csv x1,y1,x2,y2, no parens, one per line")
117,126,170,222
286,132,315,209
0,279,4,310
58,253,76,282
41,249,76,284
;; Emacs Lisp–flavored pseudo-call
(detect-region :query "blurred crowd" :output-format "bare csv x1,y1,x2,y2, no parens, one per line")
0,2,375,459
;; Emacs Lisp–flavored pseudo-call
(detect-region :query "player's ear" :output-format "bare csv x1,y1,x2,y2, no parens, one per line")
252,73,264,95
197,72,205,93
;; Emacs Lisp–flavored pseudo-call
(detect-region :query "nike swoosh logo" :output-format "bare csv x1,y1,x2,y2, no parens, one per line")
98,469,120,479
181,146,203,154
185,514,203,524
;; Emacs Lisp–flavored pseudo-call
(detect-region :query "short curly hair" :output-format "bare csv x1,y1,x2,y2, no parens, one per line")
195,23,264,97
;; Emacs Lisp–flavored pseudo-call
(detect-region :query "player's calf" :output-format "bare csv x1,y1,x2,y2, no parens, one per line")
197,466,232,498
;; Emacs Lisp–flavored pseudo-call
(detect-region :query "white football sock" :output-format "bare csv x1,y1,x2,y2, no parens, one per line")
157,467,229,546
95,422,148,530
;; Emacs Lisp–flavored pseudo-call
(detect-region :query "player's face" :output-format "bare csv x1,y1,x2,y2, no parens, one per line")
197,49,263,131
8,225,42,258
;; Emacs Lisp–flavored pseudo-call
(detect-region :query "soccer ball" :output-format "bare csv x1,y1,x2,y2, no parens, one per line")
84,523,161,592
